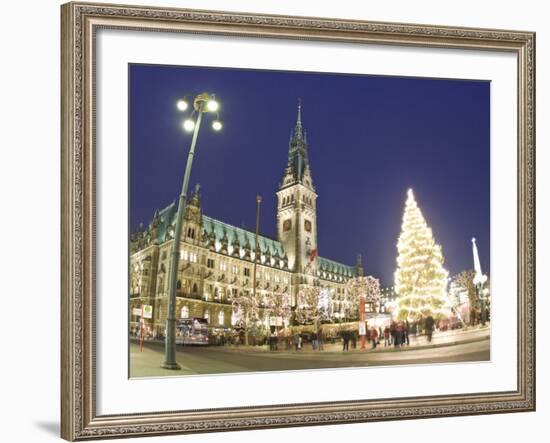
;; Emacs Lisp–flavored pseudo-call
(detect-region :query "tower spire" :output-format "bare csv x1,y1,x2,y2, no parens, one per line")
472,238,487,285
281,99,312,188
296,98,302,132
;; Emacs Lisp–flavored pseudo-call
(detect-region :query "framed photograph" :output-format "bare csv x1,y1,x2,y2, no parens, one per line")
61,1,535,440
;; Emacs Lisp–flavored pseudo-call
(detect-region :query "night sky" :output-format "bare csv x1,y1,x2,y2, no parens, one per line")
129,64,490,286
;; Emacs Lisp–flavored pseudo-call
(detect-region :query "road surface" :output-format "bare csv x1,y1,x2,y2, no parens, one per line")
130,337,490,378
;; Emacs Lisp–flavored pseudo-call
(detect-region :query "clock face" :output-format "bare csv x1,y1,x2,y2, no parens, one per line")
304,219,312,232
283,219,292,232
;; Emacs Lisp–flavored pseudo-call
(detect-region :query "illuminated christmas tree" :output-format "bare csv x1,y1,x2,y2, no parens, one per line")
394,189,450,321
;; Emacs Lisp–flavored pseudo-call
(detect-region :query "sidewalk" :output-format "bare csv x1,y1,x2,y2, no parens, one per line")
213,324,490,356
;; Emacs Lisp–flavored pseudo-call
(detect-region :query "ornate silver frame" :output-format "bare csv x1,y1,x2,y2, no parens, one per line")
61,2,536,440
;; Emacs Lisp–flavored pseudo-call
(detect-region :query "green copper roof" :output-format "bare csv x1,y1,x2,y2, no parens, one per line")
202,215,285,257
154,202,177,243
317,256,357,277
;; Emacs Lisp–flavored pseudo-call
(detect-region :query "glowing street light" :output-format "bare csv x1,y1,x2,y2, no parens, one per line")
176,98,189,111
162,92,223,370
182,118,195,132
212,120,223,131
206,98,219,112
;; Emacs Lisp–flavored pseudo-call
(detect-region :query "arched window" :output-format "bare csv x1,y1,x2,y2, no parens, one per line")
192,283,198,294
218,311,225,325
180,306,189,318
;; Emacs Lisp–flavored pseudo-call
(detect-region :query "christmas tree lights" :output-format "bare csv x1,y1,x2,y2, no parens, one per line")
394,189,450,321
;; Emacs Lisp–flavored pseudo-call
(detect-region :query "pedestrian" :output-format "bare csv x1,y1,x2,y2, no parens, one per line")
342,330,350,351
370,326,378,349
351,330,357,349
318,328,324,351
390,321,396,346
292,333,300,351
425,315,435,342
398,321,406,346
298,334,303,350
384,325,390,347
311,331,318,350
405,319,410,345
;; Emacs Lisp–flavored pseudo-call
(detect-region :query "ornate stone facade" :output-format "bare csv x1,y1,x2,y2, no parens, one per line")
129,103,362,336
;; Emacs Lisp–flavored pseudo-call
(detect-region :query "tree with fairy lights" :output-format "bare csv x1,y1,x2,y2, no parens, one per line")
342,276,382,320
295,287,332,329
263,292,292,328
394,189,450,321
231,292,259,345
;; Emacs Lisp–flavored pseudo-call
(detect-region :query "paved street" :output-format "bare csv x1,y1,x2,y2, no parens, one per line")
130,328,490,377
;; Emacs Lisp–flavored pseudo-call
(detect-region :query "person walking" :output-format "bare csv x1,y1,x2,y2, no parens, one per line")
318,328,324,351
351,330,357,349
384,325,390,347
292,332,300,350
425,315,435,342
405,319,410,345
395,321,404,347
390,321,396,346
370,326,378,349
311,331,318,350
342,330,350,351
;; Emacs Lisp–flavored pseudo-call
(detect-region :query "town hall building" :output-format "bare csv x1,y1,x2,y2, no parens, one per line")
129,103,363,337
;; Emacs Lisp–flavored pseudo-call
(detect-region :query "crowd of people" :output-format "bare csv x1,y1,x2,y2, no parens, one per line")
137,315,439,351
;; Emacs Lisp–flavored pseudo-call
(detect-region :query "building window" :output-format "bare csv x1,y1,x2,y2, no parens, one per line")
187,227,195,239
189,252,198,263
192,283,198,294
244,267,250,277
207,258,215,269
219,261,227,272
283,219,292,232
180,306,189,318
180,250,189,261
232,264,238,274
218,311,225,325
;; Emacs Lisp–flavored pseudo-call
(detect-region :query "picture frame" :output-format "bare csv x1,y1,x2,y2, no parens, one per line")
61,1,536,440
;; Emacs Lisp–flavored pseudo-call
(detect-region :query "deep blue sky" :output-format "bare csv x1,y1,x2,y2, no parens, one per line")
129,64,490,286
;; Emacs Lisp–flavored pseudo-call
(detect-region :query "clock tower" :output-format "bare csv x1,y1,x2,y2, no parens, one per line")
277,101,318,302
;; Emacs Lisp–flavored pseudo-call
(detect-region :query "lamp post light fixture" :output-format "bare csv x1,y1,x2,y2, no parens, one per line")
161,92,222,370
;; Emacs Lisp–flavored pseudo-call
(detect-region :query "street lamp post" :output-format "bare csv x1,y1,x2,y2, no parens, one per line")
248,195,262,346
162,92,222,369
